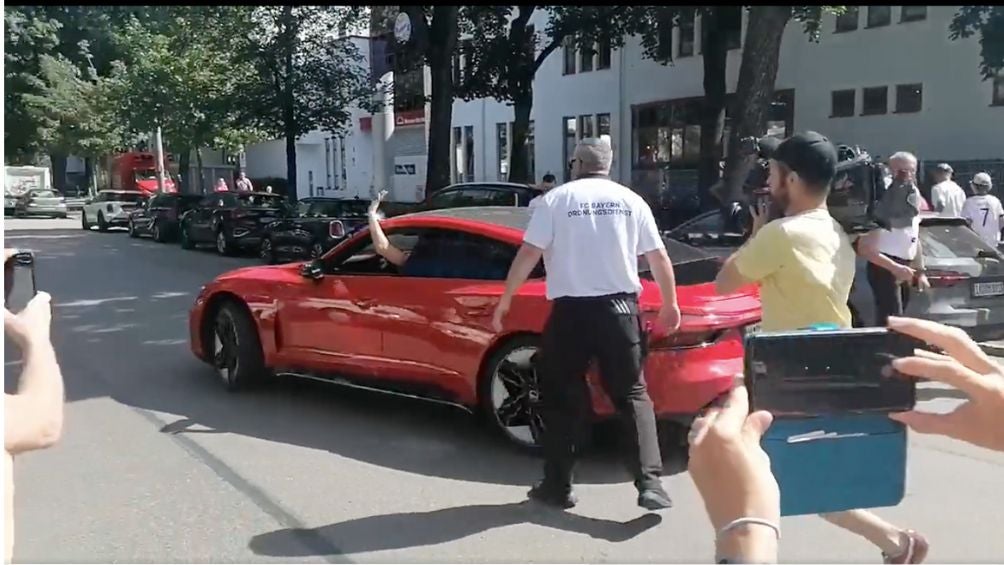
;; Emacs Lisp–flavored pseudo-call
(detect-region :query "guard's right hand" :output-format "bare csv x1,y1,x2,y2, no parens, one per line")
491,297,511,334
888,316,1004,452
893,264,916,284
4,291,53,348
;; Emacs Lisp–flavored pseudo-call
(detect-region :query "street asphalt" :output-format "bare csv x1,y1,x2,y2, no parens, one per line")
4,214,1004,563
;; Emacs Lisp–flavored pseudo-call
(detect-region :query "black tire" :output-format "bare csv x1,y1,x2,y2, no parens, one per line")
210,302,267,391
310,241,325,259
215,228,233,256
477,335,546,454
179,223,195,249
128,219,138,238
97,212,109,232
81,212,91,230
259,238,276,264
152,221,167,243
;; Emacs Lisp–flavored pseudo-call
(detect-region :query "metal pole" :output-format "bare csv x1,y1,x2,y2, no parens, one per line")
155,126,166,193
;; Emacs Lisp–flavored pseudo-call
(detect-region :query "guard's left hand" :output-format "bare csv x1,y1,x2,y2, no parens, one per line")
491,297,511,334
916,274,931,292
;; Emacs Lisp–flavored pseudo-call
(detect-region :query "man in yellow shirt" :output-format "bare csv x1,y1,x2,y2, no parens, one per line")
714,132,928,564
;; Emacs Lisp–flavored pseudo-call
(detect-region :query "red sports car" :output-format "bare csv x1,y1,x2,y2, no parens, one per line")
189,207,761,450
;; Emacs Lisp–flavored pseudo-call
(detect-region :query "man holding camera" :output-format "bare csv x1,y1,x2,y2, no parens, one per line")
713,134,927,563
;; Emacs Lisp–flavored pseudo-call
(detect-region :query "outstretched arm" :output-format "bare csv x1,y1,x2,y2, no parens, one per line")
367,191,408,267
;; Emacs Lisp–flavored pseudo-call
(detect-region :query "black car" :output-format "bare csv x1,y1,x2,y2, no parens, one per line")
127,192,203,242
178,191,288,255
421,182,538,211
260,197,370,263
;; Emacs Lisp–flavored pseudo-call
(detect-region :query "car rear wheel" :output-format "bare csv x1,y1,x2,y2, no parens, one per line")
97,212,109,232
212,302,267,391
128,219,138,238
180,224,195,249
478,336,546,453
259,238,276,264
216,229,233,256
152,221,166,243
81,212,90,230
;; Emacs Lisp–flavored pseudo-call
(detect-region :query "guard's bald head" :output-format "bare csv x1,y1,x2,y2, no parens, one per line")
574,137,613,176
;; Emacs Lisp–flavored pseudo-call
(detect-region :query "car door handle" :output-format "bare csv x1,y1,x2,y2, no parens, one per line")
463,306,493,317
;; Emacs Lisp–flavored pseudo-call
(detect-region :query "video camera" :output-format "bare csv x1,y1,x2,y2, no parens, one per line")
728,136,891,235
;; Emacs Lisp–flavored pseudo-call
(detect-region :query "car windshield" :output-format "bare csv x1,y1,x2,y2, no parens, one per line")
31,190,58,198
921,222,1001,259
639,238,724,286
237,194,286,209
134,170,158,182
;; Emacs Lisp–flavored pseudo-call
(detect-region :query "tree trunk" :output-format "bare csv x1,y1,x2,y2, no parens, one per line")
509,94,532,184
281,4,299,203
49,152,68,191
423,6,459,196
178,149,191,193
720,6,792,205
697,7,730,211
83,157,95,196
195,148,205,194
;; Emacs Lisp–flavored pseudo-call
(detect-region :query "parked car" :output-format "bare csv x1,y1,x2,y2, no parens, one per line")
421,182,538,211
188,206,761,451
12,189,68,218
259,197,370,264
178,191,287,255
666,210,1004,341
81,190,145,231
128,192,203,242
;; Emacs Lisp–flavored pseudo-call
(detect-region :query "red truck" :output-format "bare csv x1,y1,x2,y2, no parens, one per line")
108,152,178,194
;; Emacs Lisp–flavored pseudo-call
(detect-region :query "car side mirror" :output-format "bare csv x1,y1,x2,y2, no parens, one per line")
299,260,324,281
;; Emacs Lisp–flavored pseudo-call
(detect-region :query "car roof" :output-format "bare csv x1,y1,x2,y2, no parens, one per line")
439,181,533,192
301,196,368,202
99,190,143,194
397,206,532,229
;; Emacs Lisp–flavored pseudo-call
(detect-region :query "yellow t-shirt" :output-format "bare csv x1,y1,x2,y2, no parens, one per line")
733,208,855,332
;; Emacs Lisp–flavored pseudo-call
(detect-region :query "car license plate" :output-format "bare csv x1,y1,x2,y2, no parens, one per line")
972,280,1004,298
743,322,762,338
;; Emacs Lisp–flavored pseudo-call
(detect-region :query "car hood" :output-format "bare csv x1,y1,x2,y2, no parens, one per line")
214,263,305,285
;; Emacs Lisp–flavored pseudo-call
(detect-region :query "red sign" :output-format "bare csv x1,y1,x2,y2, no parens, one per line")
395,109,426,127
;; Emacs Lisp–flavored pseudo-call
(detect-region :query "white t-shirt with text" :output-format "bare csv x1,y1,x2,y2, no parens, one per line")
523,176,664,299
931,180,966,218
962,194,1004,245
875,215,922,261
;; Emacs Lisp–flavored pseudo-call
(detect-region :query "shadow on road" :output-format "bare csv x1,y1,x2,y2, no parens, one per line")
7,228,690,489
249,503,662,557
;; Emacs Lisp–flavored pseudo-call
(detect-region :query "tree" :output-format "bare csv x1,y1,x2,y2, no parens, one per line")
4,8,61,163
950,6,1004,78
229,6,377,201
398,6,461,195
457,6,632,184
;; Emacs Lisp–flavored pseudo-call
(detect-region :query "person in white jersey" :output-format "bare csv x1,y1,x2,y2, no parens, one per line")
859,152,930,327
929,163,966,218
961,172,1003,246
492,137,681,510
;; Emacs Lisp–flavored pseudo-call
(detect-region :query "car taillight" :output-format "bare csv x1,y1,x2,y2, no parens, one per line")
329,220,345,238
925,269,970,288
648,329,724,350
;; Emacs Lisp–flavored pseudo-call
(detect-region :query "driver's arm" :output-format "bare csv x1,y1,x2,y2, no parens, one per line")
367,211,408,266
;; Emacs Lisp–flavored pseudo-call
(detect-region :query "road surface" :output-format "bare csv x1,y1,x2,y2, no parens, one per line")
5,216,1004,563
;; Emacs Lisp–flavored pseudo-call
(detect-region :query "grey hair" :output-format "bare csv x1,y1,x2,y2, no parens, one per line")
574,137,613,174
888,151,918,166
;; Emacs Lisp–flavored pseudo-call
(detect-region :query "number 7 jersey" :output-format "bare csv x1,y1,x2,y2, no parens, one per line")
961,194,1004,245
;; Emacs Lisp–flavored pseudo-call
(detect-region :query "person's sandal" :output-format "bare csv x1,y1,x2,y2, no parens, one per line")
883,530,929,564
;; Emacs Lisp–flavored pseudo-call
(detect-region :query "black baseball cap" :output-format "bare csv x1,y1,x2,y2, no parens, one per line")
757,136,781,159
772,131,838,187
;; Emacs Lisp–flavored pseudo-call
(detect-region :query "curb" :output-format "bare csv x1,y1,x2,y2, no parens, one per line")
979,342,1004,357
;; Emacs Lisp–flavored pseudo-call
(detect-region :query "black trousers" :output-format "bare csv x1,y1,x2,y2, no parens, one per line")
537,293,663,492
866,255,913,327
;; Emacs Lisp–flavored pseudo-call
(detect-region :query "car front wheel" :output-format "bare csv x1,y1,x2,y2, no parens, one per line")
216,229,233,256
259,238,276,264
310,242,325,259
128,219,138,238
81,212,91,230
478,336,546,453
211,302,267,391
179,224,195,249
152,221,166,243
97,212,109,232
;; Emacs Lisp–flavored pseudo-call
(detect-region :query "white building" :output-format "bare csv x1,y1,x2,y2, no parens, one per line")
250,6,1003,201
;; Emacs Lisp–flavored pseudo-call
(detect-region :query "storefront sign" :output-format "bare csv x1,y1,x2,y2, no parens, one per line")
395,109,425,127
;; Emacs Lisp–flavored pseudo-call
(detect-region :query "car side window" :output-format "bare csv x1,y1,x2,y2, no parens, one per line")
395,230,517,281
427,190,458,209
483,190,517,207
452,189,492,208
324,230,420,275
197,196,215,208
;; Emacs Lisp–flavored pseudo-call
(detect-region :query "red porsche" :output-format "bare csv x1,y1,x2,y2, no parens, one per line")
189,207,761,450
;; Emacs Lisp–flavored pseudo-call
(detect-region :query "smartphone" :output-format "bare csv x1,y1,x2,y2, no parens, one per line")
4,250,37,313
745,327,923,417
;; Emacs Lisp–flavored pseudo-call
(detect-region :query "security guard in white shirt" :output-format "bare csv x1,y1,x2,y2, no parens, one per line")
492,137,682,510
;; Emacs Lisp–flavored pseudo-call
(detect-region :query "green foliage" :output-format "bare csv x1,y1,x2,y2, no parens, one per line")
4,8,61,162
950,6,1004,78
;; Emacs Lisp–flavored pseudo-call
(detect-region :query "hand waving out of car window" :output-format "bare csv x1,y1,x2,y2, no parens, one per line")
367,190,408,267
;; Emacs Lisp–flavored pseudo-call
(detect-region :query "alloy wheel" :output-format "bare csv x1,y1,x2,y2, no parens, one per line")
490,346,545,448
216,231,227,254
152,223,162,242
213,312,240,387
260,238,274,263
310,242,324,259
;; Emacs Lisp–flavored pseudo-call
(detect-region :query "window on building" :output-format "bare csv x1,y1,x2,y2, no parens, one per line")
895,83,923,113
579,40,595,73
835,6,859,32
678,11,695,57
463,125,475,182
993,72,1004,106
452,127,463,183
597,113,611,137
862,86,889,115
452,50,462,86
655,18,673,60
496,123,508,181
563,117,577,182
722,7,743,50
831,89,856,117
597,38,611,70
867,6,891,28
579,115,595,139
563,37,576,75
900,6,927,22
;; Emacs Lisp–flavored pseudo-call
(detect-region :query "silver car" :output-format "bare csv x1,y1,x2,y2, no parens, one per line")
12,189,69,218
667,211,1004,341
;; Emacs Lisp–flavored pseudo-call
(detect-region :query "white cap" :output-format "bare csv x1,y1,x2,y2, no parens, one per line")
973,172,993,188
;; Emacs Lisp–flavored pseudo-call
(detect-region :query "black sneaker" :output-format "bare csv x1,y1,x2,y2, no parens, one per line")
637,485,673,510
527,482,578,509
